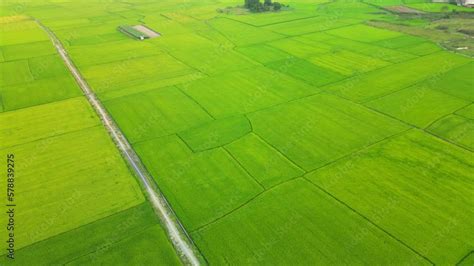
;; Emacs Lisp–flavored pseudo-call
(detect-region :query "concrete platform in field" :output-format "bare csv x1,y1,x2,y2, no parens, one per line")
133,25,161,38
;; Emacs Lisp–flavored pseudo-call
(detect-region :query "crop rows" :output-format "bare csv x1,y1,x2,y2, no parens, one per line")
0,0,472,264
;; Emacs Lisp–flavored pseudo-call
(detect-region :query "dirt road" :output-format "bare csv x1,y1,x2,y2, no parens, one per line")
36,19,201,266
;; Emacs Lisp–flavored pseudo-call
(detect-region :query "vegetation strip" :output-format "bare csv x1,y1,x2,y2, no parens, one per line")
35,18,202,266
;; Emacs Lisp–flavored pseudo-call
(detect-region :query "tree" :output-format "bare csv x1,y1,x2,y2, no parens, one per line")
254,2,265,12
246,0,259,10
244,0,284,12
273,2,281,10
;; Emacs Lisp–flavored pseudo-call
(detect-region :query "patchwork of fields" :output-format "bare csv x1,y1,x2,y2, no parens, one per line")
0,0,473,265
0,17,180,265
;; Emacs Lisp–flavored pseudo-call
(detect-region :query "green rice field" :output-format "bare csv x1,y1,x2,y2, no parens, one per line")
0,16,180,265
0,0,473,264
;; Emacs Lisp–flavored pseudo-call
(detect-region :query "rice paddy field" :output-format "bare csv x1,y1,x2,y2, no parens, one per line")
0,0,473,265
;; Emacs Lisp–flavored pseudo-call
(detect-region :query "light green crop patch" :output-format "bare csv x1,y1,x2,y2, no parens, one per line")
2,75,81,111
268,38,331,58
320,37,417,63
326,24,402,42
40,18,91,30
0,126,144,250
307,130,474,264
396,42,441,56
179,115,251,152
152,33,217,53
428,114,474,150
192,179,428,265
264,16,360,36
0,97,99,149
81,53,194,93
208,18,284,46
456,104,474,119
0,28,50,46
104,86,212,143
0,20,38,32
67,33,125,46
69,225,181,265
98,72,204,101
225,133,304,188
373,35,427,49
3,203,180,265
426,62,474,102
324,51,470,102
1,41,56,61
170,47,258,75
222,9,317,27
54,22,126,44
235,44,292,64
28,54,70,80
267,57,346,86
68,40,163,67
248,93,408,171
134,135,263,230
141,16,192,36
297,32,337,42
180,67,316,118
309,50,391,76
365,84,469,128
0,59,34,87
186,22,235,47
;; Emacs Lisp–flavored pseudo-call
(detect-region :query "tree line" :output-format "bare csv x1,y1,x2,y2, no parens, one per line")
244,0,285,12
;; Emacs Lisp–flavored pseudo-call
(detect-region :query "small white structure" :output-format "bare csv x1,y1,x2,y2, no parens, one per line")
459,0,474,7
433,0,474,7
133,25,161,38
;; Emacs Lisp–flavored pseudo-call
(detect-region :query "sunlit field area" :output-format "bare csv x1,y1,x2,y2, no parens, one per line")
0,0,473,264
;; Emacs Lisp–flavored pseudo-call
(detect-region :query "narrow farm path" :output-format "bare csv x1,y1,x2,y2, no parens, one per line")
35,19,202,266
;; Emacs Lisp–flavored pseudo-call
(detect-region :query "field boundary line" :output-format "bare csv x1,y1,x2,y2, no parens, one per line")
302,177,435,265
176,86,216,119
222,146,266,189
62,223,158,264
347,94,474,153
252,131,307,171
76,52,164,69
1,50,57,63
204,19,238,46
343,92,474,152
457,250,474,265
35,18,203,266
0,124,100,158
304,127,412,176
97,72,205,104
358,60,472,104
424,101,472,130
0,92,5,113
280,21,363,38
12,203,145,255
191,175,304,233
0,93,83,114
62,222,159,265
